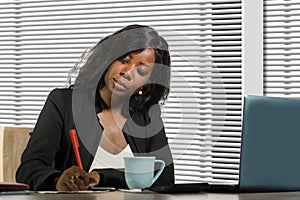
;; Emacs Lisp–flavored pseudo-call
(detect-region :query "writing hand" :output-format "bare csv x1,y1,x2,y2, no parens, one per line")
56,166,92,191
88,171,100,187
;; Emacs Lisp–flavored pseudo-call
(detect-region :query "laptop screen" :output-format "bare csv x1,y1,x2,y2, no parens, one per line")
239,95,300,191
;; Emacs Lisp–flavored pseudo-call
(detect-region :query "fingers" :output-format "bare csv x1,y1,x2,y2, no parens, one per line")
64,176,79,191
56,166,90,191
88,171,100,187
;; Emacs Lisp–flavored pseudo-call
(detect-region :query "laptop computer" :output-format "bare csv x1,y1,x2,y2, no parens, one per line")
150,95,300,193
237,95,300,192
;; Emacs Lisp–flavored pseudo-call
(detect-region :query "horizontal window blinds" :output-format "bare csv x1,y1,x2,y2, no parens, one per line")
0,0,242,184
209,1,242,184
264,0,300,97
168,0,242,184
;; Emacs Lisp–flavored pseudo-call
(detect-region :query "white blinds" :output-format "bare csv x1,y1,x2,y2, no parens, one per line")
0,0,242,184
206,0,242,184
264,0,300,97
166,1,242,183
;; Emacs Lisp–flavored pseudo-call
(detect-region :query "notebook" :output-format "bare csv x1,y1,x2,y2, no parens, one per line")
0,182,32,195
150,95,300,193
0,182,29,192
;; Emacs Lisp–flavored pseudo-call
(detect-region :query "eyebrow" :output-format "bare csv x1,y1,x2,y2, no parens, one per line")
139,62,151,68
127,53,153,68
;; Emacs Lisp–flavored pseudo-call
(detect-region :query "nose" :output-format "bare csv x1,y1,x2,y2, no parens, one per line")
119,65,134,81
119,71,131,81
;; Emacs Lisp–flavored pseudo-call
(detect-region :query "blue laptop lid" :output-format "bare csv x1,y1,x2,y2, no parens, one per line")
239,95,300,191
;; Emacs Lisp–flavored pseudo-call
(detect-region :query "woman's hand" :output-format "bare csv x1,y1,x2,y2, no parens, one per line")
55,166,100,191
88,171,100,187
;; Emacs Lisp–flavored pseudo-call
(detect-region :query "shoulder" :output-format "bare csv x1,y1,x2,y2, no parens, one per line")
48,87,72,96
42,88,75,122
43,88,74,113
47,87,73,101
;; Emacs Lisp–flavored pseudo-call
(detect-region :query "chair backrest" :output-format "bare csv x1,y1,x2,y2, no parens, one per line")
0,127,32,182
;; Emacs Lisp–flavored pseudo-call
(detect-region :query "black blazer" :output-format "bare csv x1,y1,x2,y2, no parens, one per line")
16,88,174,190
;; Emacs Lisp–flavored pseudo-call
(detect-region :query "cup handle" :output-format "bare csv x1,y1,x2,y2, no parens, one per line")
152,159,165,184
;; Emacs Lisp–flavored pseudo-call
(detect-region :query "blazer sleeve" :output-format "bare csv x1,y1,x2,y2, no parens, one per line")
92,168,128,189
146,104,175,187
16,89,65,190
147,127,175,187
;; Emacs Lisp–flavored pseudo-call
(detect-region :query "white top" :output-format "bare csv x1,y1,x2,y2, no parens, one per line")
89,144,134,172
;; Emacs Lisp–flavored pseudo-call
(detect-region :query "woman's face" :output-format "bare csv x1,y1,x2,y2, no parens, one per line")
102,48,155,99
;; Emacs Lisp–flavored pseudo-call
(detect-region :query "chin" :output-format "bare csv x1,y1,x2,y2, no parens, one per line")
112,90,131,98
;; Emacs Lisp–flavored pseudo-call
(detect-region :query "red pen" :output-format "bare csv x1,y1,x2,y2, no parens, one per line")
69,129,83,169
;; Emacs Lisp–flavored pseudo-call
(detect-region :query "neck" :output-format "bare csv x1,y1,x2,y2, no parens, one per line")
99,88,125,110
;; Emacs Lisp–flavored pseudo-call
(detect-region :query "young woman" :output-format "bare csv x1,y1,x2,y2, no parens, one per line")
16,24,174,191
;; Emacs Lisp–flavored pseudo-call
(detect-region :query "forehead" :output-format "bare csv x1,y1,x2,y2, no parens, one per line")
129,48,155,64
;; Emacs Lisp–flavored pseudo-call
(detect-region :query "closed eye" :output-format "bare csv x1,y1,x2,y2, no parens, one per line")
138,68,150,76
118,58,129,64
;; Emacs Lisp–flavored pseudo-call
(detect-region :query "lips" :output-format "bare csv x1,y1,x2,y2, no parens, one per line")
113,78,128,90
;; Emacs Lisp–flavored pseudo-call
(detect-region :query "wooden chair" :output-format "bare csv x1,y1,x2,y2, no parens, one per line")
0,127,33,182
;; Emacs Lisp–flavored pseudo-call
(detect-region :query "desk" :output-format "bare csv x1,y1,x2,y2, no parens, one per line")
1,191,300,200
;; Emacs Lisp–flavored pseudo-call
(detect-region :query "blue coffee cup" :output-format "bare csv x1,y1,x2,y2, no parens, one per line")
124,156,165,189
